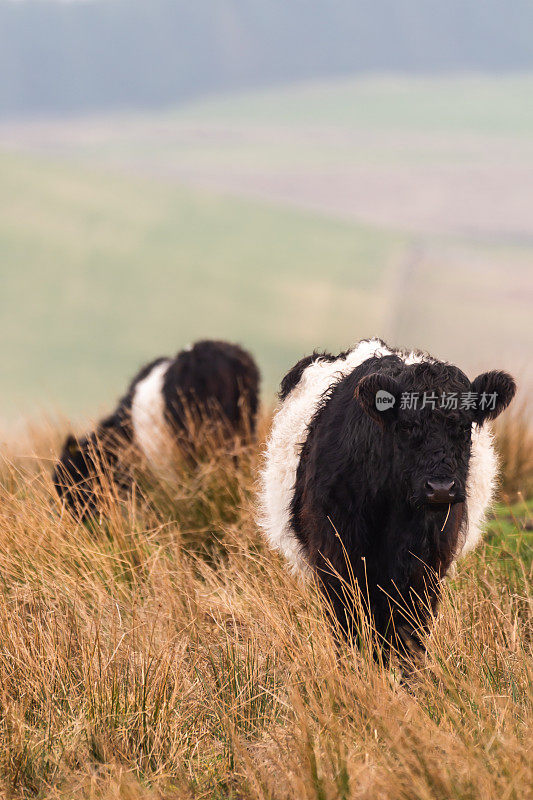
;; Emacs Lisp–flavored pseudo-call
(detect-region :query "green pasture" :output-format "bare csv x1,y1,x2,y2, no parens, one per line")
179,74,533,134
2,73,533,423
0,152,404,422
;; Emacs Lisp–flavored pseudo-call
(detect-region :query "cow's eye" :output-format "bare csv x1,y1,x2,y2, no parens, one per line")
398,420,417,435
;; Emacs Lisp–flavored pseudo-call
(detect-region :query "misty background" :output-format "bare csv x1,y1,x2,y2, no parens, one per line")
0,0,532,424
1,0,533,116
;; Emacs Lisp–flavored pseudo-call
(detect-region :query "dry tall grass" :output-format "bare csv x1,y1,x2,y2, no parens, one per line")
0,413,531,800
493,403,533,500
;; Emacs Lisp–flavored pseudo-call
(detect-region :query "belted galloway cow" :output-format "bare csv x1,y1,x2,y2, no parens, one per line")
260,338,515,656
54,340,260,519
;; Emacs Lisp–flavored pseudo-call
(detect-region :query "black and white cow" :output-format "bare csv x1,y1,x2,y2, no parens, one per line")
54,340,260,519
260,338,515,656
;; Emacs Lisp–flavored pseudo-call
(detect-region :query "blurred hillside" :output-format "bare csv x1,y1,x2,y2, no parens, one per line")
0,149,404,421
0,75,531,424
1,0,533,116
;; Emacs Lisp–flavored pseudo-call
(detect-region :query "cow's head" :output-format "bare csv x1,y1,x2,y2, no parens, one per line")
356,363,516,509
53,434,99,519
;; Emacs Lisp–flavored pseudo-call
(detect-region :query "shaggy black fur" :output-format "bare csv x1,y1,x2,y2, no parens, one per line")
53,342,260,520
286,347,516,658
162,340,260,446
279,351,340,400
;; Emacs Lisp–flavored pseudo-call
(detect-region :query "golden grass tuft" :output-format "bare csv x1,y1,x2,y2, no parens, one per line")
0,413,531,799
493,403,533,500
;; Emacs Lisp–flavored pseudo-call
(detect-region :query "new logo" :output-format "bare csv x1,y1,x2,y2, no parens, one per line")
375,390,396,411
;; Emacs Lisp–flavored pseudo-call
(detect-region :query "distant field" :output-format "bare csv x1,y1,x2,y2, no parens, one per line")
181,74,533,133
3,75,533,239
1,74,532,423
0,152,405,423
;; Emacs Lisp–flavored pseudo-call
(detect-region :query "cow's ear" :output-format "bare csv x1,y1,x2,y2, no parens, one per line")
355,373,401,425
471,371,516,424
279,354,317,401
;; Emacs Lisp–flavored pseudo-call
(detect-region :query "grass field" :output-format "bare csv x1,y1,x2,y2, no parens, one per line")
0,72,531,800
0,151,405,423
0,415,531,800
4,74,533,240
1,74,532,425
179,74,533,133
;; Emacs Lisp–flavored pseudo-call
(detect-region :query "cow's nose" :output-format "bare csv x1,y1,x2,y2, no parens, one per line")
424,479,457,504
